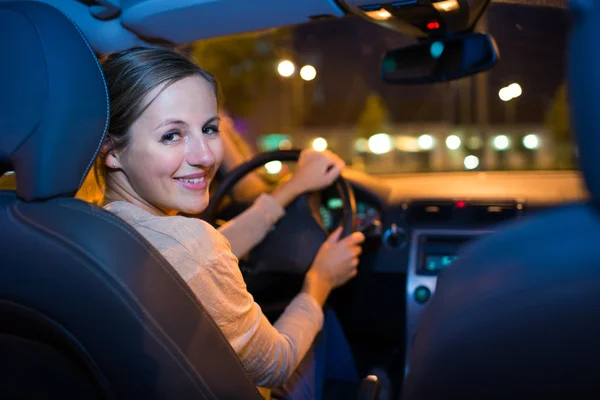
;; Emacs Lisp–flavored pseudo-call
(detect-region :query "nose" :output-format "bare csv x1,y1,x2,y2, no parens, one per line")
186,134,215,168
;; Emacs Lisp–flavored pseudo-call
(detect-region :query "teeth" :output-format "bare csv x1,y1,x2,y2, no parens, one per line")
177,177,204,183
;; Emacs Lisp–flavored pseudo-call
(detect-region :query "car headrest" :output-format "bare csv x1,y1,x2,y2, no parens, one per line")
0,1,108,201
569,1,600,203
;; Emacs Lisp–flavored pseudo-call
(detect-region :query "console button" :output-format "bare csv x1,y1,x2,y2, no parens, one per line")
414,286,431,304
383,223,407,249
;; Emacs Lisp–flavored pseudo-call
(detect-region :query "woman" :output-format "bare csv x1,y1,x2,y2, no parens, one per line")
96,46,364,398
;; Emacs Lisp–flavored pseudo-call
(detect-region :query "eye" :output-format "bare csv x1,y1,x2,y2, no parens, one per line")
202,125,220,136
160,130,181,144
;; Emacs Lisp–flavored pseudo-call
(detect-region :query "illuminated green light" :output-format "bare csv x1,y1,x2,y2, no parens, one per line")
327,198,343,209
258,134,292,151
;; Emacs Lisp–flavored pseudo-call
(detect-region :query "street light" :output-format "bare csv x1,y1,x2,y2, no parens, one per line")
300,65,317,81
499,83,522,124
368,133,392,154
493,135,510,150
523,134,539,150
312,137,328,152
445,135,461,150
498,83,522,102
464,155,480,170
277,60,295,77
418,134,435,150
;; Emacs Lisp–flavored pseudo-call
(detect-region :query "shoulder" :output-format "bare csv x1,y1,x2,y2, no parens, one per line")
104,201,232,264
141,214,232,260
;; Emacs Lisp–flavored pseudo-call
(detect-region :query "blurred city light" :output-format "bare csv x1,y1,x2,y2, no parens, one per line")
395,136,420,152
355,138,369,153
499,83,522,102
523,134,539,150
445,135,461,150
466,136,482,150
464,155,479,170
300,65,317,81
278,139,292,150
277,60,295,77
259,134,292,151
418,134,435,150
493,135,510,150
509,83,522,98
312,137,328,152
265,160,282,174
499,87,512,102
368,133,392,154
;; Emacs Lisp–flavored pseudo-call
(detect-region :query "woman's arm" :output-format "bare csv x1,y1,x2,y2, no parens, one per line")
134,213,361,388
179,235,325,387
217,178,308,258
217,149,346,258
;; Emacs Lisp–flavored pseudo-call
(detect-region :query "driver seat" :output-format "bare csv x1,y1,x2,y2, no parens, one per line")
0,2,263,398
403,3,600,399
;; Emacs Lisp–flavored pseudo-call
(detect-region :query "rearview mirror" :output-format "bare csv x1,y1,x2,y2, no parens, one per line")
382,33,499,84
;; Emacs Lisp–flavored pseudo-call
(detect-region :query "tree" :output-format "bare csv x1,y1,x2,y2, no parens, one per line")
546,83,570,143
545,83,574,168
191,28,293,118
356,92,390,139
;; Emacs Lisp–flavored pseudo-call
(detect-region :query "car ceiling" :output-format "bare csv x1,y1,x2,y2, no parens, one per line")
2,0,567,54
1,0,345,54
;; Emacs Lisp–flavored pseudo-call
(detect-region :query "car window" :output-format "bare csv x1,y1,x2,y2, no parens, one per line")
190,3,571,175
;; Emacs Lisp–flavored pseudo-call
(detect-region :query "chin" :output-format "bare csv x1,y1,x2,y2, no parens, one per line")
177,197,209,216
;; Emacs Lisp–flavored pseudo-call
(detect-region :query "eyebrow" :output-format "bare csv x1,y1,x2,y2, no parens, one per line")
155,119,186,130
155,116,220,131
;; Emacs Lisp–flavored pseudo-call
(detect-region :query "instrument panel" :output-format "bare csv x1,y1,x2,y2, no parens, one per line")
319,196,381,232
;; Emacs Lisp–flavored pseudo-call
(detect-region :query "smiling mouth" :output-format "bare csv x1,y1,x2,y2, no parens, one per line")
174,177,205,183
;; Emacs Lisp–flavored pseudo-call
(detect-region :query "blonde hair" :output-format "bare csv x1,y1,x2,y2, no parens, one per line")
75,166,104,205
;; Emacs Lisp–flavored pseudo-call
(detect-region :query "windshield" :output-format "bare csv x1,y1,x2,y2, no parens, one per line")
191,3,572,175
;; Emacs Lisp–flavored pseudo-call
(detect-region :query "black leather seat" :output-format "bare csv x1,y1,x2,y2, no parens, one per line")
403,3,600,399
0,2,262,399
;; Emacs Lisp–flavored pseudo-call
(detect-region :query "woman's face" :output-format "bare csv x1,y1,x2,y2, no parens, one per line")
109,75,223,215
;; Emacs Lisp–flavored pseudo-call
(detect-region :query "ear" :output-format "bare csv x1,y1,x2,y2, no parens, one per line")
101,136,122,170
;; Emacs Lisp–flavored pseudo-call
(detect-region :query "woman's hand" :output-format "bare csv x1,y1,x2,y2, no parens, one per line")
271,149,345,208
290,149,346,194
302,227,365,306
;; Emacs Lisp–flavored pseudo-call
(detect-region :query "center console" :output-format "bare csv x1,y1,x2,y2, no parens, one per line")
405,228,489,375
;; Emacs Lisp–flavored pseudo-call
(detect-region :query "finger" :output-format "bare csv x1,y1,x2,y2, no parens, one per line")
326,226,343,243
330,153,345,168
351,246,363,257
320,149,333,158
344,231,365,245
348,268,358,279
325,166,341,184
351,258,359,268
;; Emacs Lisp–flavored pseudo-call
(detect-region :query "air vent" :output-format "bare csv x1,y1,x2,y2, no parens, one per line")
406,201,454,224
392,0,418,7
360,4,383,12
471,202,519,224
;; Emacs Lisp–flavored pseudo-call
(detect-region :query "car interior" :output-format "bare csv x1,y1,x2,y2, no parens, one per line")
3,0,600,399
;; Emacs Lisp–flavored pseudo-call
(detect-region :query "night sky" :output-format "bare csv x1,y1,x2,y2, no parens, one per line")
290,3,570,127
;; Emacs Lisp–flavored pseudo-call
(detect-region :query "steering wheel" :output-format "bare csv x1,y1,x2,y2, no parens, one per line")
203,149,357,319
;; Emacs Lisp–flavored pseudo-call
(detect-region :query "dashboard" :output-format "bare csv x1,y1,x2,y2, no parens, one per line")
321,170,582,380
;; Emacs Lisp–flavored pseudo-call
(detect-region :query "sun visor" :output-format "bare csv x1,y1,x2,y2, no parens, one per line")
120,0,344,43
